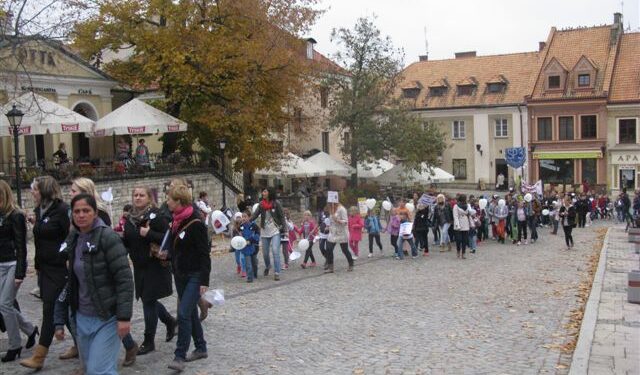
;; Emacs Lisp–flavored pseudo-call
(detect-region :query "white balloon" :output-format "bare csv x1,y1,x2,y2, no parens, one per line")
252,203,259,214
366,198,376,210
230,236,247,250
289,251,302,261
542,209,550,216
101,187,113,203
498,199,506,207
524,193,532,202
469,208,476,216
405,203,415,213
297,239,310,252
478,198,487,210
382,200,392,211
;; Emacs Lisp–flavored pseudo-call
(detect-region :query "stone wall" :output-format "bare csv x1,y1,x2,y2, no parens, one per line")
16,172,237,219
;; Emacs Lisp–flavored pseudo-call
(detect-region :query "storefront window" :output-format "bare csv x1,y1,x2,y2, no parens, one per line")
582,159,597,187
539,159,574,184
620,169,636,190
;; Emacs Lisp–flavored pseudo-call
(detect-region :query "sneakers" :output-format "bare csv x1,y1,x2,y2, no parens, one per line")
283,264,289,270
524,240,528,245
423,252,429,256
274,274,280,281
168,358,185,372
352,255,358,260
236,265,241,275
241,271,246,278
367,253,373,258
517,241,521,246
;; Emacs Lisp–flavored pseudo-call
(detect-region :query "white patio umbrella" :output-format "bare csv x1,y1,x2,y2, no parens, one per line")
255,152,314,178
305,151,354,177
357,159,394,179
91,98,187,136
375,163,454,185
0,93,95,136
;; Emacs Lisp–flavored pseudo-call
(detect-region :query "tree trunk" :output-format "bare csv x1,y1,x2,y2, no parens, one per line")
349,125,358,188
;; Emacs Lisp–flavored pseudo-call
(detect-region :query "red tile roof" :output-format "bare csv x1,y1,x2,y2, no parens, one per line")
609,32,640,103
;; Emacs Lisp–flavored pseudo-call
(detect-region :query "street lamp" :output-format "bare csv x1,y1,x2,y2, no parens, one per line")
5,105,24,207
219,139,227,210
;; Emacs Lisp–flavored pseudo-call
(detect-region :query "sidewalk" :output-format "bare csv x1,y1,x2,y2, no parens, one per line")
570,226,640,375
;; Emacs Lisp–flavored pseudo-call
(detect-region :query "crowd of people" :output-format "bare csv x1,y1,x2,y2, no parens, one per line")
0,174,636,374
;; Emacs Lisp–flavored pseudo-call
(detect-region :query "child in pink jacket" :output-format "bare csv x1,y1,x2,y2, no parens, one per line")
295,210,318,268
348,206,364,259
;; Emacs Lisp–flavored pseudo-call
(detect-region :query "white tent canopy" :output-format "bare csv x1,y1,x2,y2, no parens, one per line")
305,151,354,177
255,152,326,178
91,98,187,136
357,159,394,179
374,163,455,185
0,93,95,136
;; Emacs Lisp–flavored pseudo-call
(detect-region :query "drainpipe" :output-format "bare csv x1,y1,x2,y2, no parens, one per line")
517,105,524,181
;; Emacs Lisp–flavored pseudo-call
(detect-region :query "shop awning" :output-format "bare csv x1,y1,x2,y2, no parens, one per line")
91,98,187,136
533,150,602,159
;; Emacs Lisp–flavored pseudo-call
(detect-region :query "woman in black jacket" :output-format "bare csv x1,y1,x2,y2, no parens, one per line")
123,186,176,355
0,180,38,362
20,176,70,370
413,204,431,256
559,196,577,250
164,184,210,372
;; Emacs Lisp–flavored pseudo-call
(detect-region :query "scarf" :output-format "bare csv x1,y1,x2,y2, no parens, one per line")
172,205,194,233
128,205,152,227
260,199,273,211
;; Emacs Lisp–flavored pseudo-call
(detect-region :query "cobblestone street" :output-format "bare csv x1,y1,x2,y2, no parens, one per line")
2,221,608,375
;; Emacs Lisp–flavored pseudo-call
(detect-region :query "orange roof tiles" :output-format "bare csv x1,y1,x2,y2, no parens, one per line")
399,51,541,109
531,25,618,100
609,32,640,103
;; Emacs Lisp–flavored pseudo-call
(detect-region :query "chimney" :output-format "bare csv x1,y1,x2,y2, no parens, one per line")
419,55,429,61
614,12,622,25
305,37,317,60
610,13,623,45
538,41,546,51
455,51,476,59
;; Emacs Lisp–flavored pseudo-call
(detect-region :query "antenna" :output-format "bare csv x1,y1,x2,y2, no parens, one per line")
621,0,624,15
423,26,429,58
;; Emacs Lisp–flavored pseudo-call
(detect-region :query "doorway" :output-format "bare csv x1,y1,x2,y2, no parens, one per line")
495,159,508,190
72,103,98,161
620,168,636,190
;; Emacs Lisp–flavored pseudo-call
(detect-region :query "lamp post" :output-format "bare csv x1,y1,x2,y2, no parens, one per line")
219,139,227,210
5,105,24,207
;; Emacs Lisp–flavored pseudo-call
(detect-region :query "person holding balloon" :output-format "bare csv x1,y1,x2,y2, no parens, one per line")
231,211,260,283
494,198,509,244
296,210,318,269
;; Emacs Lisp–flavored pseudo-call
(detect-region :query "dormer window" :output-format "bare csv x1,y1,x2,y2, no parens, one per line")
487,83,505,93
457,85,475,96
578,74,590,87
429,87,446,97
402,88,420,99
548,75,561,89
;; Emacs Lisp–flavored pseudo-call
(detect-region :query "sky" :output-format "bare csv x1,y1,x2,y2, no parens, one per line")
308,0,640,66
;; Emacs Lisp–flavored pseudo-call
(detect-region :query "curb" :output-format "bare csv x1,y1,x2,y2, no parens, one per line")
568,226,612,375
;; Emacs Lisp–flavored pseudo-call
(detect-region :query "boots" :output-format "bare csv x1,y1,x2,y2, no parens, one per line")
20,344,48,370
137,335,155,356
165,317,177,342
122,342,139,366
59,345,78,360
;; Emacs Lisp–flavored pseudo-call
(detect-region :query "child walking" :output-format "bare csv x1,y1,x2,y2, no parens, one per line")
281,208,295,269
347,206,364,260
385,208,401,256
231,212,247,277
296,211,318,268
238,211,261,282
364,209,383,257
396,211,417,259
516,201,528,245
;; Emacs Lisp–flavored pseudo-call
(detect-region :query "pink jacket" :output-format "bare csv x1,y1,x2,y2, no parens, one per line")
348,215,364,241
295,219,317,242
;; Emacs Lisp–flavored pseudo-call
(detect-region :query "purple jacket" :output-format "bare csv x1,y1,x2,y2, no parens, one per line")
387,215,401,236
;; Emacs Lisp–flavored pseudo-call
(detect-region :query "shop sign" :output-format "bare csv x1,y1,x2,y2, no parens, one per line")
533,151,602,160
21,86,56,93
8,126,31,135
128,126,146,134
619,165,636,170
613,154,640,164
61,124,79,132
78,89,93,95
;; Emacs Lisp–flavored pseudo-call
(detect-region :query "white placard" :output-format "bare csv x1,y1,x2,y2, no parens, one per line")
327,191,339,203
399,222,413,236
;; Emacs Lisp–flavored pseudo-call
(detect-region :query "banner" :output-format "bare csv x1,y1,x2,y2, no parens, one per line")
521,180,543,196
357,198,368,217
399,222,413,236
327,191,339,203
418,193,436,207
505,147,526,168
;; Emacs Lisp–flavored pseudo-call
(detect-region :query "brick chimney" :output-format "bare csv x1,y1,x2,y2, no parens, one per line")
538,41,546,51
455,51,476,59
614,12,622,25
610,13,623,45
419,55,429,61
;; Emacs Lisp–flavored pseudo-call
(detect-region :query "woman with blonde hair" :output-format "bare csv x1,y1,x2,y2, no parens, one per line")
70,177,111,226
0,180,38,362
432,194,453,252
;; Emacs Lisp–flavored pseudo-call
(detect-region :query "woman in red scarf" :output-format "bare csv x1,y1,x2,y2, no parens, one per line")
250,187,286,281
165,185,210,372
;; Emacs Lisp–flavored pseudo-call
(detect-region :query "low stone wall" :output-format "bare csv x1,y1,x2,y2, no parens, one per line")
15,172,237,218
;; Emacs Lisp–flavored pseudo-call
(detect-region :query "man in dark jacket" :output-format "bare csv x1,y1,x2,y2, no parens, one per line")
413,204,431,256
575,195,589,228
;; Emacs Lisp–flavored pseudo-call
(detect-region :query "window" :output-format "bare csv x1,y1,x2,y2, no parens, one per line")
619,119,637,144
457,85,474,96
559,116,574,140
452,159,467,180
322,131,330,153
539,159,574,184
578,74,590,87
548,75,560,89
494,118,508,138
429,87,446,97
537,117,553,140
487,83,505,93
320,87,329,108
452,120,465,139
343,131,350,148
580,115,597,139
402,88,420,99
293,108,303,132
582,159,597,186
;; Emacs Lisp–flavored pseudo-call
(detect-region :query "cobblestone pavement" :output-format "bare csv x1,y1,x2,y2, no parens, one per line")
1,221,608,375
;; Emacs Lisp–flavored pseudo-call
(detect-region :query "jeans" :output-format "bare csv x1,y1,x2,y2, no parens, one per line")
261,234,282,274
319,239,327,260
396,236,417,258
303,242,316,263
174,274,206,360
244,254,254,281
143,300,173,339
563,225,574,248
325,242,353,266
414,230,429,253
76,313,119,375
468,230,477,250
235,250,245,272
439,223,451,245
0,262,35,350
528,216,538,241
368,233,383,253
454,230,468,254
432,227,440,245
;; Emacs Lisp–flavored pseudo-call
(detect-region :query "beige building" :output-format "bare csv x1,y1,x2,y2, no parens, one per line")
398,50,541,187
606,32,640,194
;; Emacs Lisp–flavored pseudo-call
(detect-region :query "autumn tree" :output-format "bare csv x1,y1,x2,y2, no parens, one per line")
72,0,321,171
327,17,446,187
